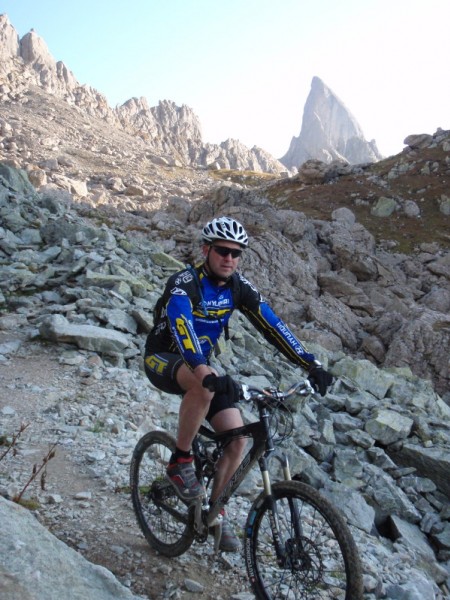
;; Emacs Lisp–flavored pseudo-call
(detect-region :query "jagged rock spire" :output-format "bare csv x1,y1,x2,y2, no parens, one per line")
280,76,382,169
0,13,19,64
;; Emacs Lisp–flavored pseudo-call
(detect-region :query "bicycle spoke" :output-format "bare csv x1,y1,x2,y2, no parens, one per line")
245,482,362,599
130,431,194,557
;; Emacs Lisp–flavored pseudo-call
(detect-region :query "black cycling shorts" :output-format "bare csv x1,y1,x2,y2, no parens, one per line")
144,352,238,422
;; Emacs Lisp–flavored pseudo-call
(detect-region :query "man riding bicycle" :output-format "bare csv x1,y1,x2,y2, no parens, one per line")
144,216,332,552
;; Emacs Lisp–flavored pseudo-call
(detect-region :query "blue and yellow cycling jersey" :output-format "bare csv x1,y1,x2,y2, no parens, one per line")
145,265,316,371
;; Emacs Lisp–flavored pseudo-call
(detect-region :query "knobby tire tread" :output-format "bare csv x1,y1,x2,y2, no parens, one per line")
244,481,363,600
130,430,195,557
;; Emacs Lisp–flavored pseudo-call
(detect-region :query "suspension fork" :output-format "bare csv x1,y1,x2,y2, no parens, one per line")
259,453,305,568
271,449,292,481
258,454,288,563
255,405,289,561
272,452,305,542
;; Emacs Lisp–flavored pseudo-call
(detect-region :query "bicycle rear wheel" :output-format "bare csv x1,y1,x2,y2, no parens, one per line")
245,481,363,599
130,430,194,557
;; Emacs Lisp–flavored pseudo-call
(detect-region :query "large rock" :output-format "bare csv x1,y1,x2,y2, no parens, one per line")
332,357,395,399
39,315,130,354
0,497,143,600
384,309,450,397
390,443,450,498
365,409,414,445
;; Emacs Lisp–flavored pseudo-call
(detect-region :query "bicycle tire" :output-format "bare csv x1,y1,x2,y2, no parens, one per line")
130,430,195,557
244,481,363,599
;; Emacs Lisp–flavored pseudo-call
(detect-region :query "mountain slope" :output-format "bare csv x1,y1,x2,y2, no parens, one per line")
0,13,287,174
0,12,449,396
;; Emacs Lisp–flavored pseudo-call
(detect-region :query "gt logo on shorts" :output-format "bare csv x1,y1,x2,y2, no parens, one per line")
145,354,168,374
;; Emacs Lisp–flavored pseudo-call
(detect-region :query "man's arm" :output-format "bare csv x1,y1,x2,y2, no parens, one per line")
166,291,206,370
241,300,315,369
238,281,332,396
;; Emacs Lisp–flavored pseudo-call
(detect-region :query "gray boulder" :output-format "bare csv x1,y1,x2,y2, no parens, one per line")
0,497,144,600
39,314,130,354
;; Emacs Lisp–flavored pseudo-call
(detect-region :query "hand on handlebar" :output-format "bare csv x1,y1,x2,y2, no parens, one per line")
202,374,241,403
307,363,333,397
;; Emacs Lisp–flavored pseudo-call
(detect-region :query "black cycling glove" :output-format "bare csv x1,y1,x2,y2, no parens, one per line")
307,362,333,397
202,374,241,403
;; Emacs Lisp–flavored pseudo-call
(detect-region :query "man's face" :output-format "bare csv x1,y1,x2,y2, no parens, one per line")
203,240,243,281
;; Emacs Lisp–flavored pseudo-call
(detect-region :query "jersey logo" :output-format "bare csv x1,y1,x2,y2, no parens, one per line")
174,272,194,285
238,273,259,295
170,287,187,296
145,354,168,374
175,316,196,352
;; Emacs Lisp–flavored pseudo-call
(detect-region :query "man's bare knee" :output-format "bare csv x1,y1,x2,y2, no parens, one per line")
177,364,217,395
225,437,246,460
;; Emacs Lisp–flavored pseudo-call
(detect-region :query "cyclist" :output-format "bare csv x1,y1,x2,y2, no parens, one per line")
144,216,332,552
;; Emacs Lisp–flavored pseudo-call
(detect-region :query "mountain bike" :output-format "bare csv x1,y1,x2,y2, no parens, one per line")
130,379,364,599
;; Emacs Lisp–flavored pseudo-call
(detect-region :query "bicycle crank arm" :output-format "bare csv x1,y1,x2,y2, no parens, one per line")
208,511,224,553
193,498,204,532
212,521,223,553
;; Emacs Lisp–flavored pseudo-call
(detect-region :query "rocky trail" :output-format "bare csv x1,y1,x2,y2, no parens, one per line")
0,329,251,599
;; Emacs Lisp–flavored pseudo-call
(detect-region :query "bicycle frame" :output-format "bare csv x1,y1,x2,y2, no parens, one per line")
193,399,292,535
131,377,363,598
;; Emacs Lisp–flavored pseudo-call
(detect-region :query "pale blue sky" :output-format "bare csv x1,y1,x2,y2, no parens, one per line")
2,0,449,158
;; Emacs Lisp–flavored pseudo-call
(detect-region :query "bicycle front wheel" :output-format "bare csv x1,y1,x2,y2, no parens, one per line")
130,430,194,557
244,481,363,599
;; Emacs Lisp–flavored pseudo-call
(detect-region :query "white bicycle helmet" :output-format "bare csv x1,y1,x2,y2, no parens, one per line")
202,216,248,248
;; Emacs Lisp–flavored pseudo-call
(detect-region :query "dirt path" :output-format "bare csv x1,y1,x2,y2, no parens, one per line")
0,331,250,599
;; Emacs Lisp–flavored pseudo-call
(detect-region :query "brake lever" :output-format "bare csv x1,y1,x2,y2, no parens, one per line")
240,384,252,402
285,380,314,397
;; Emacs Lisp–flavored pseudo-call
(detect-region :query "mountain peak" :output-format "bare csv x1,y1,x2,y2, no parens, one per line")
0,13,19,62
311,75,325,88
280,76,382,169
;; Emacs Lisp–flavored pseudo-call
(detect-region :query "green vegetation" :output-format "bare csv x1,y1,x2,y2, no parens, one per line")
210,168,278,187
264,152,449,253
89,421,105,433
208,148,449,253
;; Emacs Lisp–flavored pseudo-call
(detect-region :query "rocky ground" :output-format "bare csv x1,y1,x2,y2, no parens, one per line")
0,329,251,599
1,171,449,598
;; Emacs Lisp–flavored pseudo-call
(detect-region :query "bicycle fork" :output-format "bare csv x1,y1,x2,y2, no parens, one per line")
259,454,304,568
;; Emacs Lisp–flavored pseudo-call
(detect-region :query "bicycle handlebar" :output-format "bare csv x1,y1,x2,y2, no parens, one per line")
240,378,314,405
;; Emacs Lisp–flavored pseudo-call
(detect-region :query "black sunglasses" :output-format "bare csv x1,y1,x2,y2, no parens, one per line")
211,245,243,259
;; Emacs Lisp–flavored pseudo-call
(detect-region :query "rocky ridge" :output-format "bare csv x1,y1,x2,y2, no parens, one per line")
0,14,287,175
280,76,383,169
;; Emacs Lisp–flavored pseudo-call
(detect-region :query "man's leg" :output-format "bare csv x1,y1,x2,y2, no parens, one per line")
175,363,215,451
209,407,246,502
165,363,216,502
208,407,246,552
144,354,215,454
